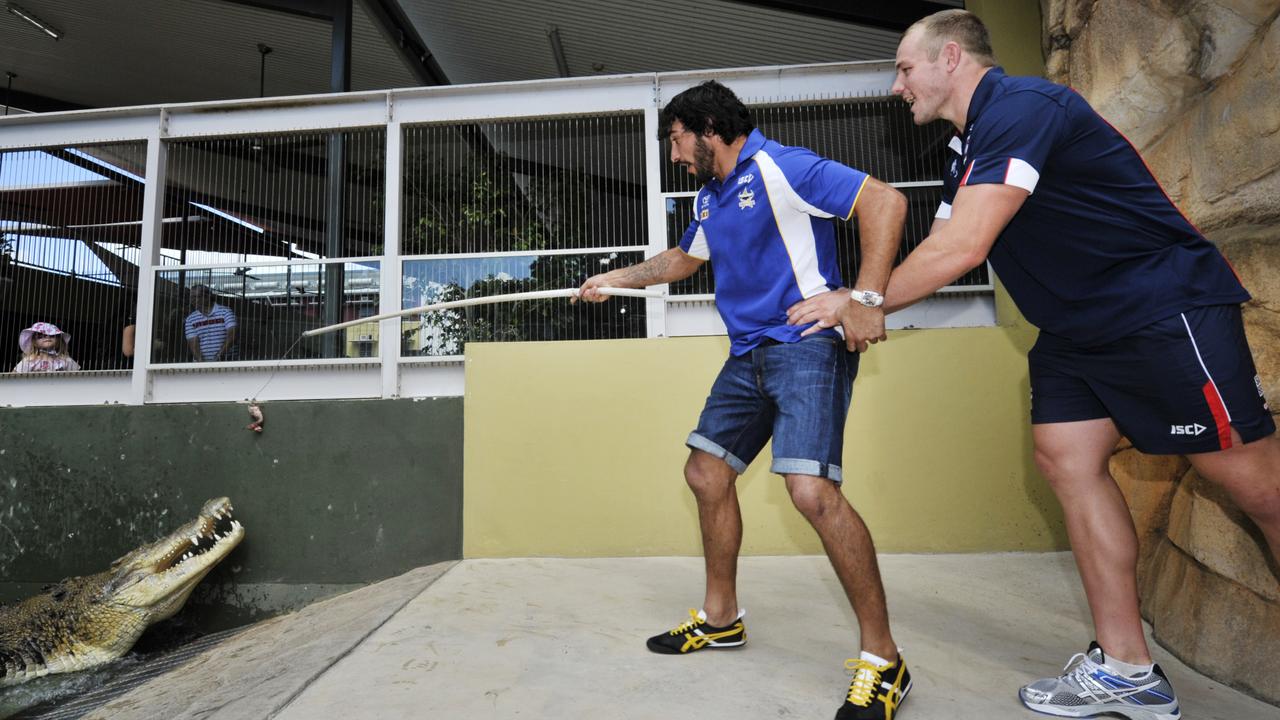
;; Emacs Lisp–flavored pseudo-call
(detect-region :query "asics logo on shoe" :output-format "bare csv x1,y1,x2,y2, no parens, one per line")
1090,670,1175,703
680,625,743,652
838,655,912,719
646,608,747,655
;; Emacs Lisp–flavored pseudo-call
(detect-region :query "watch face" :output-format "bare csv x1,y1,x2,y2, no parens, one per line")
853,290,883,307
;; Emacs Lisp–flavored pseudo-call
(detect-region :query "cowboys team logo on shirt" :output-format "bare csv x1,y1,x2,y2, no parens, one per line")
738,188,755,210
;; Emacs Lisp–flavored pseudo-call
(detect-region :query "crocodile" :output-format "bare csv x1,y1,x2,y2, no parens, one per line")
0,497,244,686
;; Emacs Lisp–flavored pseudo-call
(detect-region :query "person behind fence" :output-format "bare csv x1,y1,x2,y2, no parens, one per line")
184,285,238,362
845,8,1280,720
578,80,913,720
13,322,81,373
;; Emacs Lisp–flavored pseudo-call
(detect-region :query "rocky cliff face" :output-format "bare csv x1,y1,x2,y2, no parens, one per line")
1041,0,1280,704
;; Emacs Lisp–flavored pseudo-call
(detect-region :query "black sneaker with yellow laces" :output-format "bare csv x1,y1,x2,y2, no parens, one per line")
645,608,746,655
835,652,912,719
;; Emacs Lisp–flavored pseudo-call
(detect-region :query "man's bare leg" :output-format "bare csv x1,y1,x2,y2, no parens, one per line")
1032,418,1152,663
785,473,897,660
684,449,742,625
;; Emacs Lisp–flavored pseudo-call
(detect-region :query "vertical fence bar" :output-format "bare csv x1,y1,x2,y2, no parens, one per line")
131,118,167,404
380,120,403,397
642,79,667,337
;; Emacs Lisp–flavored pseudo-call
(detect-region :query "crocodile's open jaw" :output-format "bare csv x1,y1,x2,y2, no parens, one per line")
153,499,242,573
108,497,245,612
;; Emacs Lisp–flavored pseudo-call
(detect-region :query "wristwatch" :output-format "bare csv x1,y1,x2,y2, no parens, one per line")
850,289,884,308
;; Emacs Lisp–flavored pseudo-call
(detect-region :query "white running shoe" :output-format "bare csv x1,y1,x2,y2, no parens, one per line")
1019,642,1181,720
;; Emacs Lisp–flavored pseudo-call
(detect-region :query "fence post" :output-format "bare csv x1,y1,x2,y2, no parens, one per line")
642,77,668,338
130,114,167,405
380,119,403,398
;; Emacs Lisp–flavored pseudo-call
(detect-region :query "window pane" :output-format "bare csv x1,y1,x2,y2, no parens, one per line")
164,129,386,262
402,253,646,356
402,114,647,255
153,261,380,362
1,143,147,371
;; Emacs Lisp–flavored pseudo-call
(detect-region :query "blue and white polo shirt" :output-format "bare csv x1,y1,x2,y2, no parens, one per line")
679,129,869,355
940,66,1248,346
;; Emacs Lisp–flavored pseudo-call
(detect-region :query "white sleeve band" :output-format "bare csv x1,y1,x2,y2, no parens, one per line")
1004,158,1040,194
686,225,710,260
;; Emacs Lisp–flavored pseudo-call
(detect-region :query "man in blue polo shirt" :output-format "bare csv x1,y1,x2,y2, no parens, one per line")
579,80,912,720
819,9,1278,719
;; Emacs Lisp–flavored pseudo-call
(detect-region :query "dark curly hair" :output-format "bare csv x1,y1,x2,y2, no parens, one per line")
657,80,754,144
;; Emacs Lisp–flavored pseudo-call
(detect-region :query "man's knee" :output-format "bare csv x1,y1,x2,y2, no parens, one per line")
785,474,840,521
1034,445,1108,492
684,452,735,499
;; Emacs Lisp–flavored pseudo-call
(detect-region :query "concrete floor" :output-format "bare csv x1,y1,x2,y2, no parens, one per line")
66,553,1279,719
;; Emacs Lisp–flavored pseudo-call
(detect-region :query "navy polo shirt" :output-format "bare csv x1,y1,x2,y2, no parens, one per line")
938,67,1248,346
679,129,869,355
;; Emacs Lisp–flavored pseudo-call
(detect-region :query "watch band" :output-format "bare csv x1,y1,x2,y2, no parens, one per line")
850,289,884,308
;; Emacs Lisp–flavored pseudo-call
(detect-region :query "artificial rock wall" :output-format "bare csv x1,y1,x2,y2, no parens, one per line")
1041,0,1280,703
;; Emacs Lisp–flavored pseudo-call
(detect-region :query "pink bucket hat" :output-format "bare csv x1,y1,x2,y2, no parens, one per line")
19,322,70,354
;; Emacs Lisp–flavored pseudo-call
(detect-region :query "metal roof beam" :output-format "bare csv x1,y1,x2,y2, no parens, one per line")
220,0,448,87
357,0,449,86
719,0,960,33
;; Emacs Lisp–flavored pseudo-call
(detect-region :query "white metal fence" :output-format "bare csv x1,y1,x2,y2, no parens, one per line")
0,62,992,406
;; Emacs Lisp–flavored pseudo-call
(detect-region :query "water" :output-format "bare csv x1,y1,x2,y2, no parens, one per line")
0,621,244,719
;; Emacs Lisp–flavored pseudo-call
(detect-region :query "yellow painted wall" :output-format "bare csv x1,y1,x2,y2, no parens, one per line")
464,331,1066,557
966,0,1045,77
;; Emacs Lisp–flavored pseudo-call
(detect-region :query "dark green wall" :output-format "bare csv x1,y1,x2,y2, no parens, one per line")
0,397,463,625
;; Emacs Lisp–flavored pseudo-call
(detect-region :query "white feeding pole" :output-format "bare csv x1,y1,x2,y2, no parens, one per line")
301,287,664,338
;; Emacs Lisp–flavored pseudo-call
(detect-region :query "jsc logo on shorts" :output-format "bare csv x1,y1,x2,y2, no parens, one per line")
1170,423,1206,436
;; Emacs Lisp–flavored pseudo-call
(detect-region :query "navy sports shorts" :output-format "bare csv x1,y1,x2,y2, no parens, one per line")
1029,304,1274,454
686,335,859,483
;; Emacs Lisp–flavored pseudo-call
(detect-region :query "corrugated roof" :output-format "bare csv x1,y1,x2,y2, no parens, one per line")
0,0,940,111
0,0,419,109
400,0,903,84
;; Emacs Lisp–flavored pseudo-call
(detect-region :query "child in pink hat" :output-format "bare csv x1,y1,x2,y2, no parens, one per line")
13,322,81,373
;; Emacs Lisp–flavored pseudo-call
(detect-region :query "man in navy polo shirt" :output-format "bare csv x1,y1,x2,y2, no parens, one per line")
823,8,1279,719
579,80,912,720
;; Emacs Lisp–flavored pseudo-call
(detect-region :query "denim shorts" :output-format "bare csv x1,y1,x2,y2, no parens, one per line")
686,335,860,483
1030,304,1275,453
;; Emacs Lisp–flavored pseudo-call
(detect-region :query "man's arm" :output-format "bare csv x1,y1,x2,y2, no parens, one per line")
217,325,237,361
785,177,907,352
576,247,705,302
885,182,1029,313
187,336,203,362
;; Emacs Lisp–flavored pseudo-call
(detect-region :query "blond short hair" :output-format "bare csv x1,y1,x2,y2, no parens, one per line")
906,9,997,67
